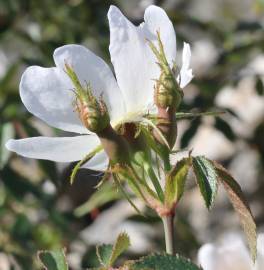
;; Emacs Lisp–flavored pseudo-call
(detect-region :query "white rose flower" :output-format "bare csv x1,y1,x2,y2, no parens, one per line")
6,5,192,171
198,233,264,270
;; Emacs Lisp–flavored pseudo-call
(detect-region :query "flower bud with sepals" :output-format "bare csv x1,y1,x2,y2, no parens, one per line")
148,32,183,151
149,32,183,110
65,63,164,214
65,62,110,133
65,62,130,165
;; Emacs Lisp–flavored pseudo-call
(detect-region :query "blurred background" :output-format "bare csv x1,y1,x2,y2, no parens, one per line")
0,0,264,269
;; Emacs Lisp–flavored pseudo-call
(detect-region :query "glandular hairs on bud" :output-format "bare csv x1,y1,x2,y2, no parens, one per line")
64,62,110,133
65,62,131,165
148,31,183,110
148,32,183,149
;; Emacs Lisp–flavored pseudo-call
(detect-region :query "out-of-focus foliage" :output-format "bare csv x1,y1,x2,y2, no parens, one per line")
0,0,264,269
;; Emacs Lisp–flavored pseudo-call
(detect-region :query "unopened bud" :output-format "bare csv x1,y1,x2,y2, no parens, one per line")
75,93,110,133
148,32,183,110
65,63,110,133
148,32,182,149
154,70,182,109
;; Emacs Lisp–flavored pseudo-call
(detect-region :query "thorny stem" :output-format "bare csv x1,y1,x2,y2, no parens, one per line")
162,214,175,255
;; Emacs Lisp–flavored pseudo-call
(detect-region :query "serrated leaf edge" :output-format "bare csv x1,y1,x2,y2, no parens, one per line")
192,156,218,210
126,252,202,270
37,248,68,270
213,161,257,262
109,232,131,266
96,244,113,267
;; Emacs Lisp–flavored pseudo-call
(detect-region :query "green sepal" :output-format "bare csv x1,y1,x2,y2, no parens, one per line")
192,156,218,209
148,31,183,109
95,165,111,188
144,163,164,202
112,173,142,215
140,125,170,171
70,145,103,184
128,129,164,202
140,126,163,157
142,118,170,150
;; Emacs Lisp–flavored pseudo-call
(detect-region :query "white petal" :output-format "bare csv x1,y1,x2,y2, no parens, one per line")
82,150,109,171
217,233,252,266
198,244,217,270
20,66,88,134
108,5,176,114
54,44,126,123
6,135,100,162
179,42,193,88
198,234,252,270
142,5,176,64
256,233,264,270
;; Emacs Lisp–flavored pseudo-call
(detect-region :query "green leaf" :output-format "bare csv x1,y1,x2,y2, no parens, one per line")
38,249,68,270
96,244,113,267
109,232,130,266
255,76,264,95
96,233,130,268
164,158,191,209
0,122,15,169
214,162,257,261
192,156,218,209
129,253,201,270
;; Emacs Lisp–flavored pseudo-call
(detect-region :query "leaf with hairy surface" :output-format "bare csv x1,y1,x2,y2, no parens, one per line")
96,232,130,268
38,249,68,270
128,253,201,270
192,156,218,209
110,232,130,266
214,162,257,261
96,244,113,267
